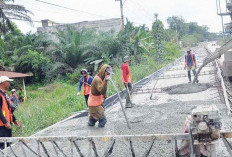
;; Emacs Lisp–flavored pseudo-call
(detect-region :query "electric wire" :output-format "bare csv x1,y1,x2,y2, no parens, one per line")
17,0,95,22
9,17,41,23
33,0,111,18
126,0,153,22
123,5,149,25
132,0,154,20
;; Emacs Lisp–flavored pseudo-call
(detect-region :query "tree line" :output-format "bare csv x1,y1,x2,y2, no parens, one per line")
0,16,219,84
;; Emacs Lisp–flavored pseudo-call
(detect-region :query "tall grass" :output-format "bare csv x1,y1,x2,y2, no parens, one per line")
13,54,181,136
13,83,87,136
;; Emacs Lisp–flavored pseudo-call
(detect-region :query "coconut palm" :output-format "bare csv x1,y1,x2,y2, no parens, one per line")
0,0,32,33
50,27,92,73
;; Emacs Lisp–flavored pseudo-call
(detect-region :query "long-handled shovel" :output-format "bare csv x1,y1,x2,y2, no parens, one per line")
109,78,131,129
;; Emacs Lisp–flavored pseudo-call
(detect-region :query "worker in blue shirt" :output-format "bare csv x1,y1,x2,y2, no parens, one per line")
184,49,199,83
77,69,93,106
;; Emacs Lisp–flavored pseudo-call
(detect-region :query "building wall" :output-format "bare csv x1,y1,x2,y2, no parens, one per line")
37,18,121,34
37,18,121,42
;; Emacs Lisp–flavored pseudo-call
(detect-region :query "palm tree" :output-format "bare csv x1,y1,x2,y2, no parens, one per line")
0,0,32,33
50,27,89,73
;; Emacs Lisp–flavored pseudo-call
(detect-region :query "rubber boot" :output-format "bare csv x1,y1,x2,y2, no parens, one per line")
125,92,132,108
187,71,191,83
98,117,107,128
125,100,132,108
192,69,199,83
88,118,97,126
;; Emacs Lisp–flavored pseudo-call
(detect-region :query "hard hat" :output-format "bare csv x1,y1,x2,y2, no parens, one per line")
11,89,16,92
123,56,130,62
80,69,88,75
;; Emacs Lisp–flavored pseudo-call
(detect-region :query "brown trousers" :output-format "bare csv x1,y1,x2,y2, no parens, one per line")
89,106,105,120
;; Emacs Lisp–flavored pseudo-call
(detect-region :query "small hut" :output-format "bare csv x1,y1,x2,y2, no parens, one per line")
0,71,33,99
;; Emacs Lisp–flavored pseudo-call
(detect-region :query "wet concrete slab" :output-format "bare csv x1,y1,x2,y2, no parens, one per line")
6,43,231,157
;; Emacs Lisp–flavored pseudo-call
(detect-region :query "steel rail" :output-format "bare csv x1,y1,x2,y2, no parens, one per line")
1,132,232,143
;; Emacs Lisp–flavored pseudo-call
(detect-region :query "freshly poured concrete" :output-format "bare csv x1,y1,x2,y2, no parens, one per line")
6,43,232,157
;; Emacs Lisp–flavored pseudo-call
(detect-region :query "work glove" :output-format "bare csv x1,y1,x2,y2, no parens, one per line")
77,92,80,96
105,75,111,81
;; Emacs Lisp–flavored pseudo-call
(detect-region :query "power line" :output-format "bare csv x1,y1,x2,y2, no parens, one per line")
124,5,150,24
9,17,42,23
124,3,153,25
132,0,153,20
17,0,95,21
33,0,111,19
126,0,153,22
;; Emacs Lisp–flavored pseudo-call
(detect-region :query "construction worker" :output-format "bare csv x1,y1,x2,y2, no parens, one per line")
87,64,113,127
0,76,20,150
121,56,133,108
10,89,20,106
77,69,93,106
184,49,199,83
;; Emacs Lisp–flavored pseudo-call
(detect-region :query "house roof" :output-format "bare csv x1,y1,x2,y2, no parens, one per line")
0,71,33,78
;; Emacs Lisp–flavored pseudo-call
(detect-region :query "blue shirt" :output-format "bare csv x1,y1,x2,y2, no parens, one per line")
78,75,93,93
185,54,196,67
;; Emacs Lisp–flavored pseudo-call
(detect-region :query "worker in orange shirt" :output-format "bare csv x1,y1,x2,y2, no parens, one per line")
121,56,133,108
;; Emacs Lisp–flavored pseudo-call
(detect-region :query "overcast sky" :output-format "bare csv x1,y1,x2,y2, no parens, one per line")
11,0,231,34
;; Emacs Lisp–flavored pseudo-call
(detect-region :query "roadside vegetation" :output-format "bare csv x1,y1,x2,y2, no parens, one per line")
0,14,219,136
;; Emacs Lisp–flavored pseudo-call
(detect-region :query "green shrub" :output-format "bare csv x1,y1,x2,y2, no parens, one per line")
15,50,52,83
164,42,182,60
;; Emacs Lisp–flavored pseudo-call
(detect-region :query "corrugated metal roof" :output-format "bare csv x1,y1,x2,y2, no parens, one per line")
0,71,33,78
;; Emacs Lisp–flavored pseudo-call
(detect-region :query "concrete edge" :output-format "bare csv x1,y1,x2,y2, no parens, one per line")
205,44,231,116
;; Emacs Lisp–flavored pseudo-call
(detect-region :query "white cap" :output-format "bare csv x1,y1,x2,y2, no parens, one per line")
11,89,16,92
123,56,130,62
0,76,13,84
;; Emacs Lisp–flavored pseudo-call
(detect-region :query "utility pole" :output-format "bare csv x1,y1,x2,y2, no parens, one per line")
218,0,225,41
116,0,125,30
154,13,158,22
216,0,225,41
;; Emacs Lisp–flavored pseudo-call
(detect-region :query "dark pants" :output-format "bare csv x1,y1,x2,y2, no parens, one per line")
124,83,132,105
84,95,89,106
88,116,107,127
0,126,12,150
187,69,197,82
